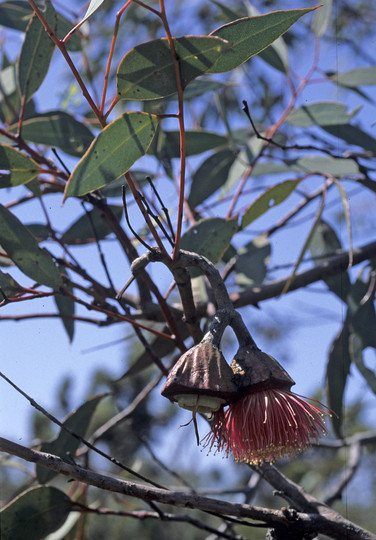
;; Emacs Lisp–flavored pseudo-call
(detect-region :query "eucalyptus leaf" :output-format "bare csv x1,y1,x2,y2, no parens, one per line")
188,149,235,207
241,179,301,229
37,394,106,484
235,235,271,289
0,144,41,187
1,486,71,540
61,205,123,244
10,111,94,157
324,124,376,155
208,7,318,73
117,36,229,100
64,112,158,198
18,1,56,102
312,0,332,38
326,325,351,438
328,67,376,87
286,102,356,127
180,217,238,277
0,270,24,296
0,204,61,289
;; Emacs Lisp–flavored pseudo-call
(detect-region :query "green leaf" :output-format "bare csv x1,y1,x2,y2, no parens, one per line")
148,130,228,159
328,67,376,87
10,112,94,157
64,112,159,198
291,156,359,176
37,395,106,484
0,486,71,540
286,101,357,127
0,144,41,187
0,1,34,32
188,149,235,207
347,269,376,349
18,1,56,102
79,0,104,25
241,179,301,229
117,36,229,101
323,124,376,155
326,325,351,438
0,204,61,289
0,270,24,297
312,0,332,38
61,205,123,244
180,217,238,277
350,333,376,394
54,286,75,343
212,0,289,73
309,220,351,301
208,7,318,73
100,171,153,198
0,2,81,51
235,235,271,289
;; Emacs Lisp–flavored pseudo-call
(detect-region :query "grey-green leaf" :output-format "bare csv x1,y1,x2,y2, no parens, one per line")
323,124,376,155
208,7,318,74
10,111,94,157
241,179,301,229
37,394,106,484
18,1,56,102
328,67,376,88
286,101,357,127
117,36,229,101
0,144,41,187
188,149,235,207
0,204,61,289
326,325,351,438
0,270,24,296
312,0,332,38
180,217,238,277
1,486,71,540
235,235,271,290
61,205,123,244
64,112,159,198
309,219,351,301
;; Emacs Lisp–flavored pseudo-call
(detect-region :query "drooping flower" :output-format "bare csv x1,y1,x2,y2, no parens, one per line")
202,345,330,465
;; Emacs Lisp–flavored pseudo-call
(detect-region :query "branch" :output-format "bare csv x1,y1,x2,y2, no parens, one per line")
1,437,375,540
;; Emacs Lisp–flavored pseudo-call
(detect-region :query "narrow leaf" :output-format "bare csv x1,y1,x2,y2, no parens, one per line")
1,486,71,540
0,204,61,289
0,144,41,187
312,0,332,38
61,206,123,244
54,285,75,343
235,235,271,289
208,7,319,73
64,112,158,198
37,395,106,484
350,333,376,395
18,1,56,102
78,0,104,26
281,193,326,296
326,325,351,438
10,111,94,157
188,149,235,207
148,130,228,159
0,270,24,297
324,124,376,155
0,2,34,32
180,217,238,277
241,179,301,229
286,102,356,127
117,36,229,101
309,219,351,301
328,67,376,87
